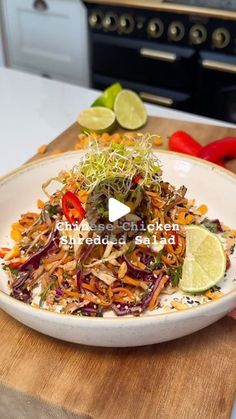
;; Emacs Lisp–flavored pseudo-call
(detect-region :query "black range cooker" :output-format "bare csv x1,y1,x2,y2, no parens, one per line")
83,0,236,123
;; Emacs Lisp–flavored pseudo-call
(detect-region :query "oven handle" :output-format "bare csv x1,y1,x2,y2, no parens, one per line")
202,59,236,74
139,92,174,107
140,48,177,63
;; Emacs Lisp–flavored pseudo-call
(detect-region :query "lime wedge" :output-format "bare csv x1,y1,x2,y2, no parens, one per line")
92,83,123,109
114,90,147,130
78,107,116,134
179,225,226,293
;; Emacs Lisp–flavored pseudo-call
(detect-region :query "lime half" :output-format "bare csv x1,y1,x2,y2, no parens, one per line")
114,90,147,130
179,225,226,293
92,83,123,109
78,107,116,134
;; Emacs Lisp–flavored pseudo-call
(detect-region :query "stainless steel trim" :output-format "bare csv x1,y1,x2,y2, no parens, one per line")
140,48,177,63
202,59,236,74
139,92,174,106
83,0,236,21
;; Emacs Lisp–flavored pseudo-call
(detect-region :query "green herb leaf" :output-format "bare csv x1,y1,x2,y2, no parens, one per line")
201,220,218,233
39,281,55,307
126,242,136,255
1,264,19,276
169,265,183,287
150,250,163,270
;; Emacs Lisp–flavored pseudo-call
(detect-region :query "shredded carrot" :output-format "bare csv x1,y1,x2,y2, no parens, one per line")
108,286,113,301
161,254,177,266
82,282,96,292
148,275,169,311
123,275,148,290
113,287,134,300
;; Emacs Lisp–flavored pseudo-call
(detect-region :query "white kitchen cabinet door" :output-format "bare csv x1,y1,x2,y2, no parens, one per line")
0,25,4,66
3,0,89,86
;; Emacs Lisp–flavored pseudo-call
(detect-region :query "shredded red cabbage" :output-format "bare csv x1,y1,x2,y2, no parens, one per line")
123,254,151,278
76,270,84,293
112,274,163,316
19,229,60,271
12,271,30,289
11,287,31,303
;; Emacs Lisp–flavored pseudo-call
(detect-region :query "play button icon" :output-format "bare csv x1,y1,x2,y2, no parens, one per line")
108,198,131,222
86,176,147,239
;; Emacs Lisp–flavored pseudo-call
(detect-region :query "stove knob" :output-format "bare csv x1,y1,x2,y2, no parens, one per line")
88,11,103,29
168,21,185,42
190,24,207,45
147,18,164,39
103,12,118,31
119,14,135,34
212,28,230,48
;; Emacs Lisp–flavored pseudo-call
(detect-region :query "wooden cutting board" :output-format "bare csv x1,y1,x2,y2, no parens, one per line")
29,115,236,173
1,115,236,419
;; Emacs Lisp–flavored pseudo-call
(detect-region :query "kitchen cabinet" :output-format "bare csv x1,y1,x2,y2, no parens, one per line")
2,0,89,86
0,23,4,66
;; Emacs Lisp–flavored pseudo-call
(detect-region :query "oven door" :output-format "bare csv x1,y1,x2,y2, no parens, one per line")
91,34,196,93
93,73,192,111
197,52,236,123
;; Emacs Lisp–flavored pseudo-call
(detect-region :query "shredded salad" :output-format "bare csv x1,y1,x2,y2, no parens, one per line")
1,137,236,317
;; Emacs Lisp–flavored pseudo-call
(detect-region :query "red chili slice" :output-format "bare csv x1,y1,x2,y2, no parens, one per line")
133,175,142,184
62,191,85,225
8,261,23,269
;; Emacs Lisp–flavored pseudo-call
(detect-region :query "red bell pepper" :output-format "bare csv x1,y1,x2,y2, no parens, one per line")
169,130,202,156
62,191,85,225
198,137,236,163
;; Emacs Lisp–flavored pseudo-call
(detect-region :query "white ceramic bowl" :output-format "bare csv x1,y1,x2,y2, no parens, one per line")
0,151,235,347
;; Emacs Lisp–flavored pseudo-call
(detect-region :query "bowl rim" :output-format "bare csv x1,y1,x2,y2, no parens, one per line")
0,149,235,323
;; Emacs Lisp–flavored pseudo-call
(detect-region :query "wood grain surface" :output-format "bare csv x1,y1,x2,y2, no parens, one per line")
1,115,236,419
29,116,236,173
